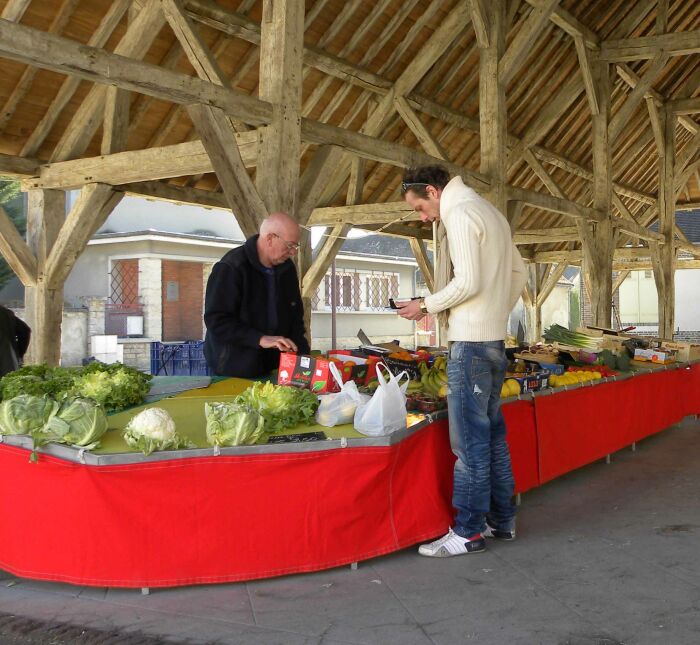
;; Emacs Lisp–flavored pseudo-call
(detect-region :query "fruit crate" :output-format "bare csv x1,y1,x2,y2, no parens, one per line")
382,356,426,381
150,341,210,376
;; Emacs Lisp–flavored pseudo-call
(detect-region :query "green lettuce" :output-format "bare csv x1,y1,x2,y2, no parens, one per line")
234,382,319,434
205,401,265,446
0,394,60,436
41,397,108,449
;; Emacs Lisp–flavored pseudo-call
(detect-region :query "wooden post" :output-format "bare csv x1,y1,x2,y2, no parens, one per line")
256,0,304,214
479,0,507,214
24,189,65,365
580,56,614,327
655,104,676,338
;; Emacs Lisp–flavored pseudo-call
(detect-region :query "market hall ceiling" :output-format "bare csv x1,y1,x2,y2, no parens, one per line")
0,0,698,261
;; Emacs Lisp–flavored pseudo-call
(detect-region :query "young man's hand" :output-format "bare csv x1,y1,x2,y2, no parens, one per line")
396,299,426,321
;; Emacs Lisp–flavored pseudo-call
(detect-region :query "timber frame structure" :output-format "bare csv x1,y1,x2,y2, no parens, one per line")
0,0,698,362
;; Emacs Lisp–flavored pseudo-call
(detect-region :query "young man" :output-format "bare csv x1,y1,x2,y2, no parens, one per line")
203,212,310,378
397,165,527,557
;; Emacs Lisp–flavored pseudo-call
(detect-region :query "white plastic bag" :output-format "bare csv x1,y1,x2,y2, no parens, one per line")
315,363,370,427
354,363,409,437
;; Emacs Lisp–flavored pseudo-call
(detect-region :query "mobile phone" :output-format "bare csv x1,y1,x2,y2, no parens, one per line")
389,297,420,309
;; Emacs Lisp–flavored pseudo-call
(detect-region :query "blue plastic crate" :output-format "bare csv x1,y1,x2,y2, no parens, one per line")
151,341,210,376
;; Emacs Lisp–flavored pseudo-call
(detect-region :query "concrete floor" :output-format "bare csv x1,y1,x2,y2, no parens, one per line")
2,417,700,645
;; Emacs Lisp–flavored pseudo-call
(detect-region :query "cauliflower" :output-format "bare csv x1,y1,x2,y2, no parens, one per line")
122,407,191,455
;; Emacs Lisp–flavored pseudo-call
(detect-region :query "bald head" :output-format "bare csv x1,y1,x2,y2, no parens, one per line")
260,212,299,239
257,212,301,267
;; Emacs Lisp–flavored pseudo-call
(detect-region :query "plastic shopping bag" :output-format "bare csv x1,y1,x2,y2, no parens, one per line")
354,363,409,437
315,362,370,427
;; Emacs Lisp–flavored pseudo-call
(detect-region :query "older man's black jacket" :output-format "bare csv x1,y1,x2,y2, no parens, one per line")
203,235,310,377
0,305,31,377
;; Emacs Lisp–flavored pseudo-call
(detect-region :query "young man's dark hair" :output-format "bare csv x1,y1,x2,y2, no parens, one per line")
400,165,450,198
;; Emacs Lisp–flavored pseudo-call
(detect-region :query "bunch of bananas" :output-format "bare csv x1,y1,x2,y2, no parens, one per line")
419,356,448,398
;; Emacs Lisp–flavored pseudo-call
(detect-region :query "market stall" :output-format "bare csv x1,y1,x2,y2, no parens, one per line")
0,360,697,588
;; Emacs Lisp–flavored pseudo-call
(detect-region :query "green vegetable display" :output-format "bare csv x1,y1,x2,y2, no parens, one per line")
0,361,152,411
0,394,59,436
41,397,108,449
123,407,191,456
543,324,604,351
205,401,265,446
234,382,319,434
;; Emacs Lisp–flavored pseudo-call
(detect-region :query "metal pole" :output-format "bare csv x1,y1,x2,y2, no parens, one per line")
331,259,337,350
433,221,440,348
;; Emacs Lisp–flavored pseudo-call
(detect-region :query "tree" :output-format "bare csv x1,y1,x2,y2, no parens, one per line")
0,177,26,291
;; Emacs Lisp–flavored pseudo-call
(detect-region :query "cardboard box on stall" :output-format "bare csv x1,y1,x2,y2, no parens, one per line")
327,350,371,384
658,341,700,362
277,353,340,393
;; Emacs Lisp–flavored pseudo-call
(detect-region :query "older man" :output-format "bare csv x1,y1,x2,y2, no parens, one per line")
397,165,527,557
204,212,310,378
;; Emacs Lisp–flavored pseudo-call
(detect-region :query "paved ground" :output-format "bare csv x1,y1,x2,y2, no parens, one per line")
2,416,699,645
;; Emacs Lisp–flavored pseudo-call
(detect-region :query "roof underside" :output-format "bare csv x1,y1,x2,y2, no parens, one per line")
0,0,699,261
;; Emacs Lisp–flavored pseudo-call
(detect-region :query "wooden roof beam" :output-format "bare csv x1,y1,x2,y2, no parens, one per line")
669,97,700,115
301,224,353,298
0,152,39,176
523,0,600,50
0,0,32,22
514,226,579,244
50,0,167,162
499,0,560,86
616,63,699,135
508,187,603,221
20,0,131,157
23,135,257,190
181,0,656,207
0,20,488,192
187,103,265,238
608,53,669,144
600,30,700,62
44,184,123,288
0,0,81,133
0,204,37,285
120,181,228,209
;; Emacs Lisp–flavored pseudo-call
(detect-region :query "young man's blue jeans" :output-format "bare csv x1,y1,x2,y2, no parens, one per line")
446,340,515,538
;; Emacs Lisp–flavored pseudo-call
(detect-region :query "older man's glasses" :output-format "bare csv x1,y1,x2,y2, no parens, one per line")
401,182,430,192
272,233,301,252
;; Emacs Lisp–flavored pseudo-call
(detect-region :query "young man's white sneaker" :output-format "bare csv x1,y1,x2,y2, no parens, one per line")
418,528,486,557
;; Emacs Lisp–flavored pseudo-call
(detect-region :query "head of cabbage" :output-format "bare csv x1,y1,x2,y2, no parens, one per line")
123,407,191,455
0,394,59,436
205,401,265,446
41,397,108,449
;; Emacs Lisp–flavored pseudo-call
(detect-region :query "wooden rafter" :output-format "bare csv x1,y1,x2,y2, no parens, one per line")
50,0,166,162
19,0,131,157
600,30,700,62
409,238,434,293
44,184,123,288
0,0,81,132
499,0,560,86
187,103,265,238
0,205,38,285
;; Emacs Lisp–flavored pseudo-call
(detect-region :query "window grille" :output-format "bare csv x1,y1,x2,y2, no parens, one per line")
106,259,143,336
315,269,399,312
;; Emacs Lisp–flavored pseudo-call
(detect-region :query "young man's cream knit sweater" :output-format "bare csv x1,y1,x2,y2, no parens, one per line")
424,176,527,342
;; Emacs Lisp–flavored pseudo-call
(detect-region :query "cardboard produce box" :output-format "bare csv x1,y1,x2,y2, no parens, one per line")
328,351,370,384
277,353,340,393
660,341,700,362
633,347,677,364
